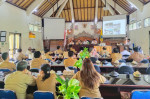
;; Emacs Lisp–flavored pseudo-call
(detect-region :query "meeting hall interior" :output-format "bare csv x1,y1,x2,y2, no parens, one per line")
1,0,150,99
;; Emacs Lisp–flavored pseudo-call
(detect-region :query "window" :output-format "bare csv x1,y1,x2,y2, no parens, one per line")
136,21,142,29
0,31,6,42
144,18,150,27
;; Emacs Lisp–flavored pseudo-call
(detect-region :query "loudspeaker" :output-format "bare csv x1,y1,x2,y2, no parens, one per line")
126,15,130,25
42,19,44,27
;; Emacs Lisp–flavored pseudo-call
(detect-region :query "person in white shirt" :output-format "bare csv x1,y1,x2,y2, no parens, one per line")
126,39,133,50
121,47,131,59
83,39,89,45
91,39,97,45
69,40,74,45
26,47,32,57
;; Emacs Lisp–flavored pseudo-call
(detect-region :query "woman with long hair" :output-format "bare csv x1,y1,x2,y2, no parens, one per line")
72,58,106,98
36,64,57,99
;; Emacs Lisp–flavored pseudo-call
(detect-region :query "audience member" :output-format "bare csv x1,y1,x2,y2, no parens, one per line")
43,49,55,62
14,49,28,61
64,51,77,68
0,52,16,71
91,39,97,45
110,48,122,63
128,47,145,63
63,49,70,59
4,61,35,99
30,51,48,69
100,47,110,57
69,45,77,54
28,48,36,59
121,47,131,59
36,64,57,99
90,57,101,73
72,58,106,98
90,48,100,58
26,47,32,57
54,46,63,55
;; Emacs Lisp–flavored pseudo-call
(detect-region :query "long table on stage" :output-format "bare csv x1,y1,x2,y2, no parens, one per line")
71,44,113,53
71,44,95,52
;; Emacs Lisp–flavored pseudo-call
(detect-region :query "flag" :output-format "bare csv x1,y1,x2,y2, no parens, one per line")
64,30,67,47
100,28,103,42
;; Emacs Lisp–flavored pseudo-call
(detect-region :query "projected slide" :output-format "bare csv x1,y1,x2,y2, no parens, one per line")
103,15,126,37
103,19,126,35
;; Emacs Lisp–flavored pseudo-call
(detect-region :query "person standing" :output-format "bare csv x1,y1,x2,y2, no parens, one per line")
126,39,133,50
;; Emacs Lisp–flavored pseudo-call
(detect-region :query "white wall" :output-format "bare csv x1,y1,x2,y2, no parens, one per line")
66,22,102,35
0,2,43,53
129,3,150,55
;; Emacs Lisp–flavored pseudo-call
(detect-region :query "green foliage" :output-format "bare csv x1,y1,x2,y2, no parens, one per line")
56,74,81,99
79,47,90,59
74,47,90,69
74,58,83,69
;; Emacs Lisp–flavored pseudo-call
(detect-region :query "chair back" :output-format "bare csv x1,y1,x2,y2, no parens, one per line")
118,66,134,74
68,66,78,73
34,91,54,99
45,59,51,62
141,59,149,64
131,90,150,99
146,66,150,74
123,55,130,58
0,69,11,72
0,89,16,99
119,59,126,63
81,97,102,99
30,68,39,73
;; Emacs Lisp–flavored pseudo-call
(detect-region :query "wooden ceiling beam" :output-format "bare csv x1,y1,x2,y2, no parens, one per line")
69,0,75,22
126,0,143,11
26,0,45,15
102,0,116,15
44,0,66,17
95,0,98,23
107,0,127,14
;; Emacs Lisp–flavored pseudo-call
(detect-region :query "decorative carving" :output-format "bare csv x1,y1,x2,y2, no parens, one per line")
74,31,94,38
82,23,87,28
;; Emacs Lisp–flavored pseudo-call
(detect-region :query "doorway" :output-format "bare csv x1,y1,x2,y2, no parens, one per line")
9,33,21,58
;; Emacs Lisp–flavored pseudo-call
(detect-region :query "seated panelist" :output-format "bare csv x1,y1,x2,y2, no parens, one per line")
83,39,89,45
76,40,82,45
91,39,98,45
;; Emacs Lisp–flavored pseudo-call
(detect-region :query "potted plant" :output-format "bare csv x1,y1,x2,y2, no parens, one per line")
56,75,81,99
74,47,90,69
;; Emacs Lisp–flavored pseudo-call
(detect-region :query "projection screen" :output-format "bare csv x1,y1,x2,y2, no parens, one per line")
43,18,65,40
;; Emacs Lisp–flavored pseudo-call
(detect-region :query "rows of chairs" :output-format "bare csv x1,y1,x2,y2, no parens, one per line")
1,89,150,99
